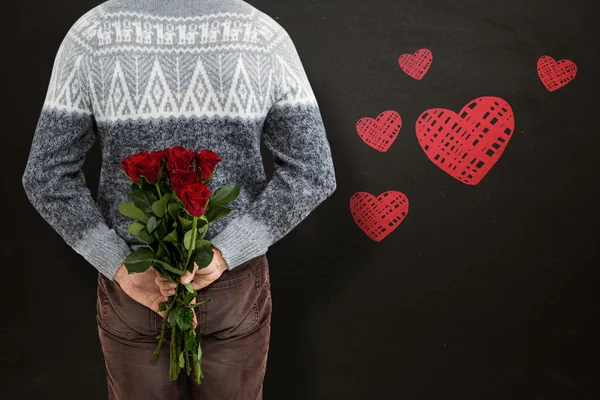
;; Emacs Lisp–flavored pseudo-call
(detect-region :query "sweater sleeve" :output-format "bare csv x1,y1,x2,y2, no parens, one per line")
21,24,132,280
209,30,337,270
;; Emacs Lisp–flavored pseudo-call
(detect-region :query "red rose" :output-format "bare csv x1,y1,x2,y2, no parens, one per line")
164,146,196,165
196,149,222,181
180,182,212,217
165,159,195,175
170,169,200,200
121,151,149,183
138,150,165,183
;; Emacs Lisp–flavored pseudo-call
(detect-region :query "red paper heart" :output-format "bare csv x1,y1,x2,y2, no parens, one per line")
350,191,409,242
398,48,433,80
356,110,402,152
537,55,577,92
415,96,515,185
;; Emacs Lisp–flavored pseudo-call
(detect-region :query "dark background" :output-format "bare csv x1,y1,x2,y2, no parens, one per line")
3,0,599,398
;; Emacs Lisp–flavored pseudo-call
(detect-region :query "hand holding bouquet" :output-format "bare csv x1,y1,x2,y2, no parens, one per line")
118,146,241,384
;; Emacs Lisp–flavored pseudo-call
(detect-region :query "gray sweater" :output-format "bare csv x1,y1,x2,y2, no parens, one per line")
21,0,337,280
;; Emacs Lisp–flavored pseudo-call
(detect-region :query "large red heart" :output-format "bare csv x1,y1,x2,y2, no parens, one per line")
537,55,577,92
398,48,433,80
415,96,515,185
349,191,409,242
356,110,402,152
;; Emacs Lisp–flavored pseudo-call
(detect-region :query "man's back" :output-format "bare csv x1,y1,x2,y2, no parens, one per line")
74,0,302,121
22,0,336,280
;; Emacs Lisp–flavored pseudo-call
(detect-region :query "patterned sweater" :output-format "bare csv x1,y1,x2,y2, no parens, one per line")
21,0,337,280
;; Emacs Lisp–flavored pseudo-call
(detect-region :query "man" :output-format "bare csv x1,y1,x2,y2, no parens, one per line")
21,0,337,398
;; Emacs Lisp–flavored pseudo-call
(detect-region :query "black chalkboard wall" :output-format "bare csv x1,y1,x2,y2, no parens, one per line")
4,0,598,399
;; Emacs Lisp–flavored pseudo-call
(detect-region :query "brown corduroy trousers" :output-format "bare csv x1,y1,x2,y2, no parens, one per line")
96,254,272,400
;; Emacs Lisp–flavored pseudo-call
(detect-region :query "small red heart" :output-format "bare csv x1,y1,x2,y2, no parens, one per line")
398,48,433,80
415,96,515,185
537,55,577,92
350,191,409,242
356,110,402,152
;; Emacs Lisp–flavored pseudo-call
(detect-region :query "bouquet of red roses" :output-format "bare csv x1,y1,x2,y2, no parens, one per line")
118,146,241,384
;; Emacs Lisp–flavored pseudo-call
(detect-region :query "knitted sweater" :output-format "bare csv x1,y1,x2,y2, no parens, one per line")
21,0,337,280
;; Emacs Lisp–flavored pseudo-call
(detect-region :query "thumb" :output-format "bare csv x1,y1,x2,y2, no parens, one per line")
181,261,199,284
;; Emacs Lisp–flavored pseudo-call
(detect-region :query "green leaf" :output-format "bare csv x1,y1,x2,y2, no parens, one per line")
184,229,194,250
168,202,180,220
141,178,160,200
129,185,156,212
173,243,185,264
196,223,209,240
152,193,171,217
193,352,201,383
147,215,159,234
136,227,155,244
127,221,145,236
176,306,194,331
153,259,184,276
205,203,231,223
123,248,155,273
158,301,169,312
168,304,179,327
163,229,178,243
179,215,193,230
184,283,195,294
210,184,242,205
195,239,211,249
179,352,185,368
157,241,168,258
184,331,196,352
155,219,168,238
118,201,149,223
194,246,214,269
183,291,197,304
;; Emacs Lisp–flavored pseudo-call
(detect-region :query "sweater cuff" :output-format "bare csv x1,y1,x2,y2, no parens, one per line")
73,223,133,280
209,214,273,271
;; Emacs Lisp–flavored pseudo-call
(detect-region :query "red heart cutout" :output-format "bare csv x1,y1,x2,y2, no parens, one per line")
415,96,515,185
398,48,433,80
537,55,577,92
356,110,402,152
350,191,409,242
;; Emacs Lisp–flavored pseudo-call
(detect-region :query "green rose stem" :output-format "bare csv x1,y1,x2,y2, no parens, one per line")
153,212,202,380
186,215,199,266
153,289,180,358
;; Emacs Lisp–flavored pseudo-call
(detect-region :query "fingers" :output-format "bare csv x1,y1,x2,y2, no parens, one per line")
190,277,208,291
155,274,177,298
181,261,199,284
187,262,224,291
189,266,220,291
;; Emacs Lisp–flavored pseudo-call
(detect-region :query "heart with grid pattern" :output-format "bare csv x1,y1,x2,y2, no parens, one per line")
398,48,433,80
537,55,577,92
356,110,402,152
415,96,515,185
350,191,409,241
